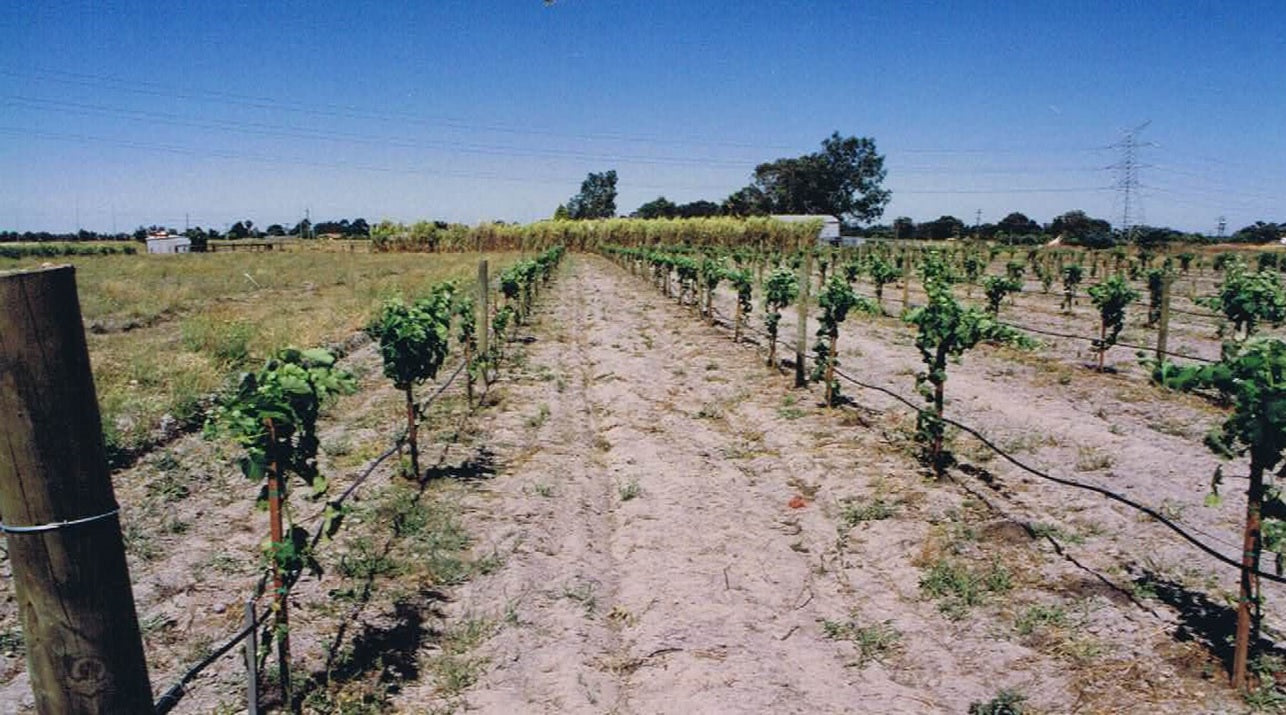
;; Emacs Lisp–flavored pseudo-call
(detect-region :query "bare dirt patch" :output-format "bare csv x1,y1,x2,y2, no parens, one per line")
414,255,1247,713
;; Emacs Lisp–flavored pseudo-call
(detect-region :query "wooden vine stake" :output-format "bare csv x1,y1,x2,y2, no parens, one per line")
1151,339,1286,691
0,266,153,714
901,266,911,310
1235,461,1264,689
478,260,489,386
244,601,259,715
733,295,743,342
795,247,812,388
265,419,292,708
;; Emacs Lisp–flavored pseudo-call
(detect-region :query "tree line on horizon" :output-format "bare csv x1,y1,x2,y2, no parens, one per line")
0,217,373,250
553,132,1281,248
3,129,1281,248
7,215,1281,250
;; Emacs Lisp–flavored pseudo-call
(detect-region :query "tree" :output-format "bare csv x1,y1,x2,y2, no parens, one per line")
739,132,890,224
722,186,768,216
1048,210,1113,247
997,212,1040,235
553,204,570,220
566,170,618,219
266,224,286,237
676,200,721,218
1133,225,1180,250
917,215,966,240
184,227,209,253
892,216,915,239
634,196,677,219
1232,221,1284,244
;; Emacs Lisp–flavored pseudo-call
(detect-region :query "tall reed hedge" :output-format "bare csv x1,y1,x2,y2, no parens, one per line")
370,217,821,253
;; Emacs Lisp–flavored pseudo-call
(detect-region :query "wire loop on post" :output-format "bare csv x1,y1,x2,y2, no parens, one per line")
0,507,121,534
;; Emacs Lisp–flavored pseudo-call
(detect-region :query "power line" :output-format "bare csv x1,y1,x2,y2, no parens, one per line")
0,125,737,193
6,94,1117,178
0,66,796,153
0,95,759,170
0,67,1165,162
1149,164,1284,201
891,186,1113,195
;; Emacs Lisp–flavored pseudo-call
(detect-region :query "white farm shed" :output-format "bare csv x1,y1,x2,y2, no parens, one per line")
145,235,192,254
771,215,858,247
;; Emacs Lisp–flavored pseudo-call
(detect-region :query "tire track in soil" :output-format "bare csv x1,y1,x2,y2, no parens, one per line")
416,257,626,712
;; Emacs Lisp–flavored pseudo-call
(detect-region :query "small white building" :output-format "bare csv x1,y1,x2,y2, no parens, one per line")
771,214,859,247
145,234,191,254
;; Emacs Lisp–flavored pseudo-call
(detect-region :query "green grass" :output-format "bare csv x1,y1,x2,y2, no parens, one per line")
839,497,898,528
821,616,901,666
0,627,25,656
0,249,521,465
969,689,1027,715
1014,603,1068,635
618,480,642,501
919,558,1013,620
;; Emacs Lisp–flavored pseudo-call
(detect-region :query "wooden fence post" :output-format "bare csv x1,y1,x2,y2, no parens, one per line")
1155,272,1173,363
795,247,812,388
0,266,153,714
477,260,489,386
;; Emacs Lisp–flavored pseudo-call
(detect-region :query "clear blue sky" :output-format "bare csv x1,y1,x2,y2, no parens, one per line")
1,1,1282,234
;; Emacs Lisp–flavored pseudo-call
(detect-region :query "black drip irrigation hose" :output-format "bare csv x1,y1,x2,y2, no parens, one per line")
991,318,1220,364
1168,305,1222,320
327,358,468,511
847,287,1219,364
151,341,478,711
826,364,1286,585
694,285,1286,586
153,605,272,714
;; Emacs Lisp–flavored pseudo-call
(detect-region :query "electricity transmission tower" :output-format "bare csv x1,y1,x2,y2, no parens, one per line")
1109,120,1152,237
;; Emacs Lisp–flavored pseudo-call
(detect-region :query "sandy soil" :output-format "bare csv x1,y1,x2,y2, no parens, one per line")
0,252,1268,713
738,261,1286,640
406,255,1250,714
0,326,495,713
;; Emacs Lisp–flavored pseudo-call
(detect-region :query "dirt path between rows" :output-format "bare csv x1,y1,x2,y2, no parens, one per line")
402,255,1245,714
